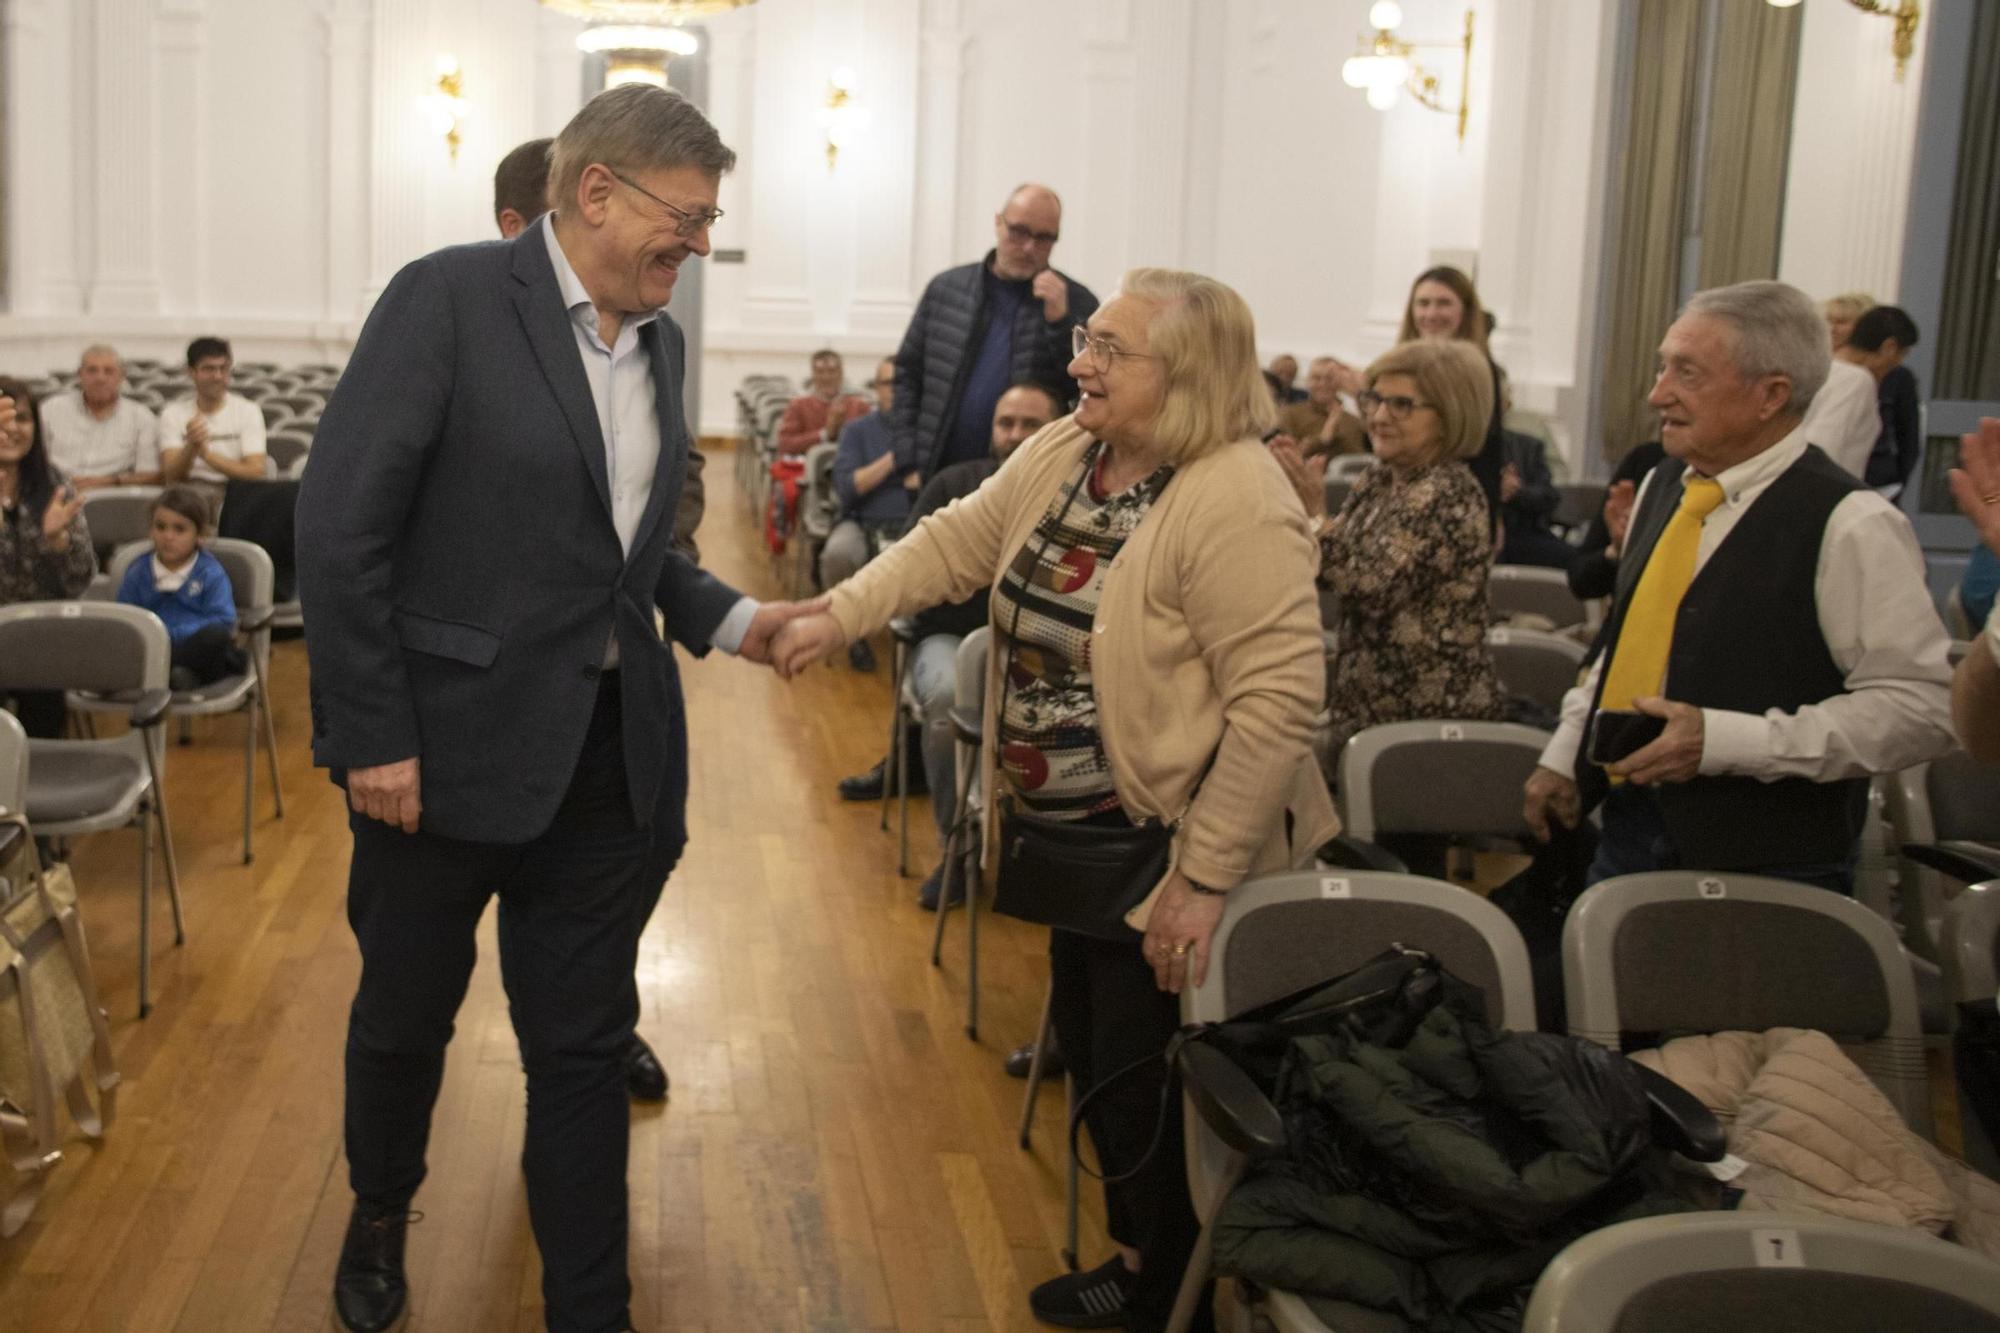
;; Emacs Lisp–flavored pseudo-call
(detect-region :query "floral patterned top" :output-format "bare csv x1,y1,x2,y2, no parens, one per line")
0,469,95,607
1318,460,1503,748
991,444,1174,819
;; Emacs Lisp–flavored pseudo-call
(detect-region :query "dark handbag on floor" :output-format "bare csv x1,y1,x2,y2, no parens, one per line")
991,802,1173,941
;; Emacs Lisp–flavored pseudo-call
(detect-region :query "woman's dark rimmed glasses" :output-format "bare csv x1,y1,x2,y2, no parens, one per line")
1356,389,1435,421
611,169,724,238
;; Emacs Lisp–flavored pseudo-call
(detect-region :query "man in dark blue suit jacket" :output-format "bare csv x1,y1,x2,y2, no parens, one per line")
297,86,813,1333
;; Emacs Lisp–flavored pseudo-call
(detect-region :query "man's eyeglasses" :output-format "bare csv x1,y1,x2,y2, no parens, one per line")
611,169,724,238
1001,219,1059,248
1071,326,1159,373
1356,389,1436,421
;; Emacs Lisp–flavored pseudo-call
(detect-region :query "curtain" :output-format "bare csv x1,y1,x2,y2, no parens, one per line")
1695,2,1803,288
1935,0,2000,401
1598,0,1705,458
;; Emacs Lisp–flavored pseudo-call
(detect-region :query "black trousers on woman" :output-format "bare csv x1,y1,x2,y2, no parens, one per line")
1049,927,1216,1333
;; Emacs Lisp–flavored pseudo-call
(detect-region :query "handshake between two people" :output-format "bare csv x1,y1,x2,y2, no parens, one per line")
750,598,849,681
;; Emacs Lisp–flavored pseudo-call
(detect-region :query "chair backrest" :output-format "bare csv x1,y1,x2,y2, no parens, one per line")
80,486,164,561
1552,482,1606,533
1327,454,1375,481
1924,749,2000,843
0,602,171,696
108,538,272,614
1182,870,1537,1217
1563,871,1931,1136
1884,750,2000,960
1322,477,1351,515
1486,626,1586,715
267,431,312,475
0,708,25,816
1338,719,1553,843
1490,564,1589,628
1522,1212,2000,1332
1942,881,2000,1005
954,627,989,712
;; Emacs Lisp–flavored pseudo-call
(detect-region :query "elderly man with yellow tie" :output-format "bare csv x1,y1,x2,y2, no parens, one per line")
1522,280,1954,894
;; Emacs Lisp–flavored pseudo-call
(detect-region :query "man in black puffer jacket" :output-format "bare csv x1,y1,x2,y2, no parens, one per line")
889,184,1097,482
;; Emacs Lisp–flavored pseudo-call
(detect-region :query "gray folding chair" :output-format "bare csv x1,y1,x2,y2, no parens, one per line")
929,628,990,1036
791,442,839,597
883,618,921,875
1941,880,2000,1176
1326,454,1375,482
1169,870,1537,1333
1550,482,1605,539
1523,1211,2000,1331
1321,477,1351,516
1563,871,1932,1138
1489,564,1590,630
81,540,282,863
257,401,290,431
1337,719,1553,853
0,603,184,1017
80,485,163,569
266,430,312,479
1485,626,1585,716
1886,749,2000,962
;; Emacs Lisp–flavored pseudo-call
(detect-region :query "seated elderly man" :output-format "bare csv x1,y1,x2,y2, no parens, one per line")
40,344,163,489
777,349,874,456
1524,280,1955,893
1275,356,1367,459
834,379,1060,908
822,357,912,671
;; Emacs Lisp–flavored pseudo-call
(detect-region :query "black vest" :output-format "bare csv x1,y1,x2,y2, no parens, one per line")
1577,445,1868,868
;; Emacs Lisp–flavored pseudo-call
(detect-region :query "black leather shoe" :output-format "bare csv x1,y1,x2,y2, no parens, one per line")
624,1033,669,1101
333,1200,415,1332
1003,1038,1065,1079
838,759,890,802
848,638,877,672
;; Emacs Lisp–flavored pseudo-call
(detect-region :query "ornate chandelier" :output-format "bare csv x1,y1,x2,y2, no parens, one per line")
539,1,754,88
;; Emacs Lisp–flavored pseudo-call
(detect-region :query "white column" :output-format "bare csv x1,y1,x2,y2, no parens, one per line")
86,0,165,315
1074,0,1140,288
2,0,82,313
909,0,965,289
364,0,433,307
153,0,209,318
319,0,370,329
735,0,816,332
1777,0,1929,304
846,0,922,338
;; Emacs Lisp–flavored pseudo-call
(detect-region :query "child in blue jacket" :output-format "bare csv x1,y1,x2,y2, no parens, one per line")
116,486,246,690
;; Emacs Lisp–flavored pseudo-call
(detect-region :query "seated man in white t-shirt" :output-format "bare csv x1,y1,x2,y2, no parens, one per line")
40,344,164,489
158,335,267,492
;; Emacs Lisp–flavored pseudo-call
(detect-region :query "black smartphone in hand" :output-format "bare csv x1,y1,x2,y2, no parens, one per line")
1588,709,1666,766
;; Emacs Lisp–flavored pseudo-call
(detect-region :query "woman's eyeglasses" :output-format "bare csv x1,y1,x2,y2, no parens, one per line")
1356,390,1435,421
1070,326,1159,373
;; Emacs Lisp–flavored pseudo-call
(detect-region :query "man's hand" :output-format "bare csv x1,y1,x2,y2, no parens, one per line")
903,471,923,491
1522,765,1581,843
772,612,847,680
1948,417,2000,556
739,596,829,666
1607,697,1704,786
1031,270,1068,324
184,415,211,454
349,757,422,834
1499,463,1522,504
1602,479,1638,554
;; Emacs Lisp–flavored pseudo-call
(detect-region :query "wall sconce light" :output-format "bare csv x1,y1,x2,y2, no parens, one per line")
427,55,468,164
578,22,699,90
1340,2,1475,145
1764,0,1921,81
817,67,870,171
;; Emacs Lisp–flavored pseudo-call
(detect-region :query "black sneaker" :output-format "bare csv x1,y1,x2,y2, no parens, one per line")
848,638,877,672
918,864,966,912
1003,1037,1065,1080
333,1201,419,1332
838,759,889,802
1029,1256,1133,1328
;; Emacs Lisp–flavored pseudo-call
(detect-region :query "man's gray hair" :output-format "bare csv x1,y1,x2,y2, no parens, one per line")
1682,280,1830,416
79,343,122,368
547,84,736,215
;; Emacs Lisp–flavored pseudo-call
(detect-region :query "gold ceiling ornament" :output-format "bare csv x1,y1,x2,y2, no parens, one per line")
1764,0,1920,82
537,0,755,20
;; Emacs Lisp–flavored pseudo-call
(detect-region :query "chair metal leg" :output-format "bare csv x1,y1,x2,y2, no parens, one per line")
896,713,912,878
1018,981,1056,1149
930,814,956,968
253,654,285,819
880,670,899,834
964,847,980,1040
241,698,256,864
143,735,186,945
137,797,154,1020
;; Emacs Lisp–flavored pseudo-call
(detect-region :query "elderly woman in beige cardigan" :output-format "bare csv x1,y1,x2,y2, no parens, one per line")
774,267,1334,1332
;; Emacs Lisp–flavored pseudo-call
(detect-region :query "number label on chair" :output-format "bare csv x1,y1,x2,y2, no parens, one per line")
1698,877,1727,899
1319,876,1351,899
1438,724,1465,741
60,604,81,618
1750,1228,1804,1268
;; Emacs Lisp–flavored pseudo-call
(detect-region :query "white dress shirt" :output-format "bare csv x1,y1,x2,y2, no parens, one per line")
40,391,161,480
1801,359,1882,480
541,218,755,658
1540,423,1955,782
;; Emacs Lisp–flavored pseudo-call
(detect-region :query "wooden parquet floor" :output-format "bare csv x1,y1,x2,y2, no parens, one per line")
0,444,1098,1332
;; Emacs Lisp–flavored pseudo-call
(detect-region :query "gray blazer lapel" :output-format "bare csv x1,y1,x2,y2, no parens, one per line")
509,232,613,520
627,318,687,564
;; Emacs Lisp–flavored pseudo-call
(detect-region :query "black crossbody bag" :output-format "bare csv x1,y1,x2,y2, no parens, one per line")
988,442,1209,941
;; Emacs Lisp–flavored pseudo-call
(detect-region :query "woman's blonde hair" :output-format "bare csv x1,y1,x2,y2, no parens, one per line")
1823,291,1877,326
1364,339,1494,464
1117,267,1276,464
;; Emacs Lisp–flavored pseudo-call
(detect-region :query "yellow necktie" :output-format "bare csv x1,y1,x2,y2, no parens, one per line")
1599,477,1726,712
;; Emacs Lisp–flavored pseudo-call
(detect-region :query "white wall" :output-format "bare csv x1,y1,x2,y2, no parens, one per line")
1,0,1624,469
1776,0,1929,309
